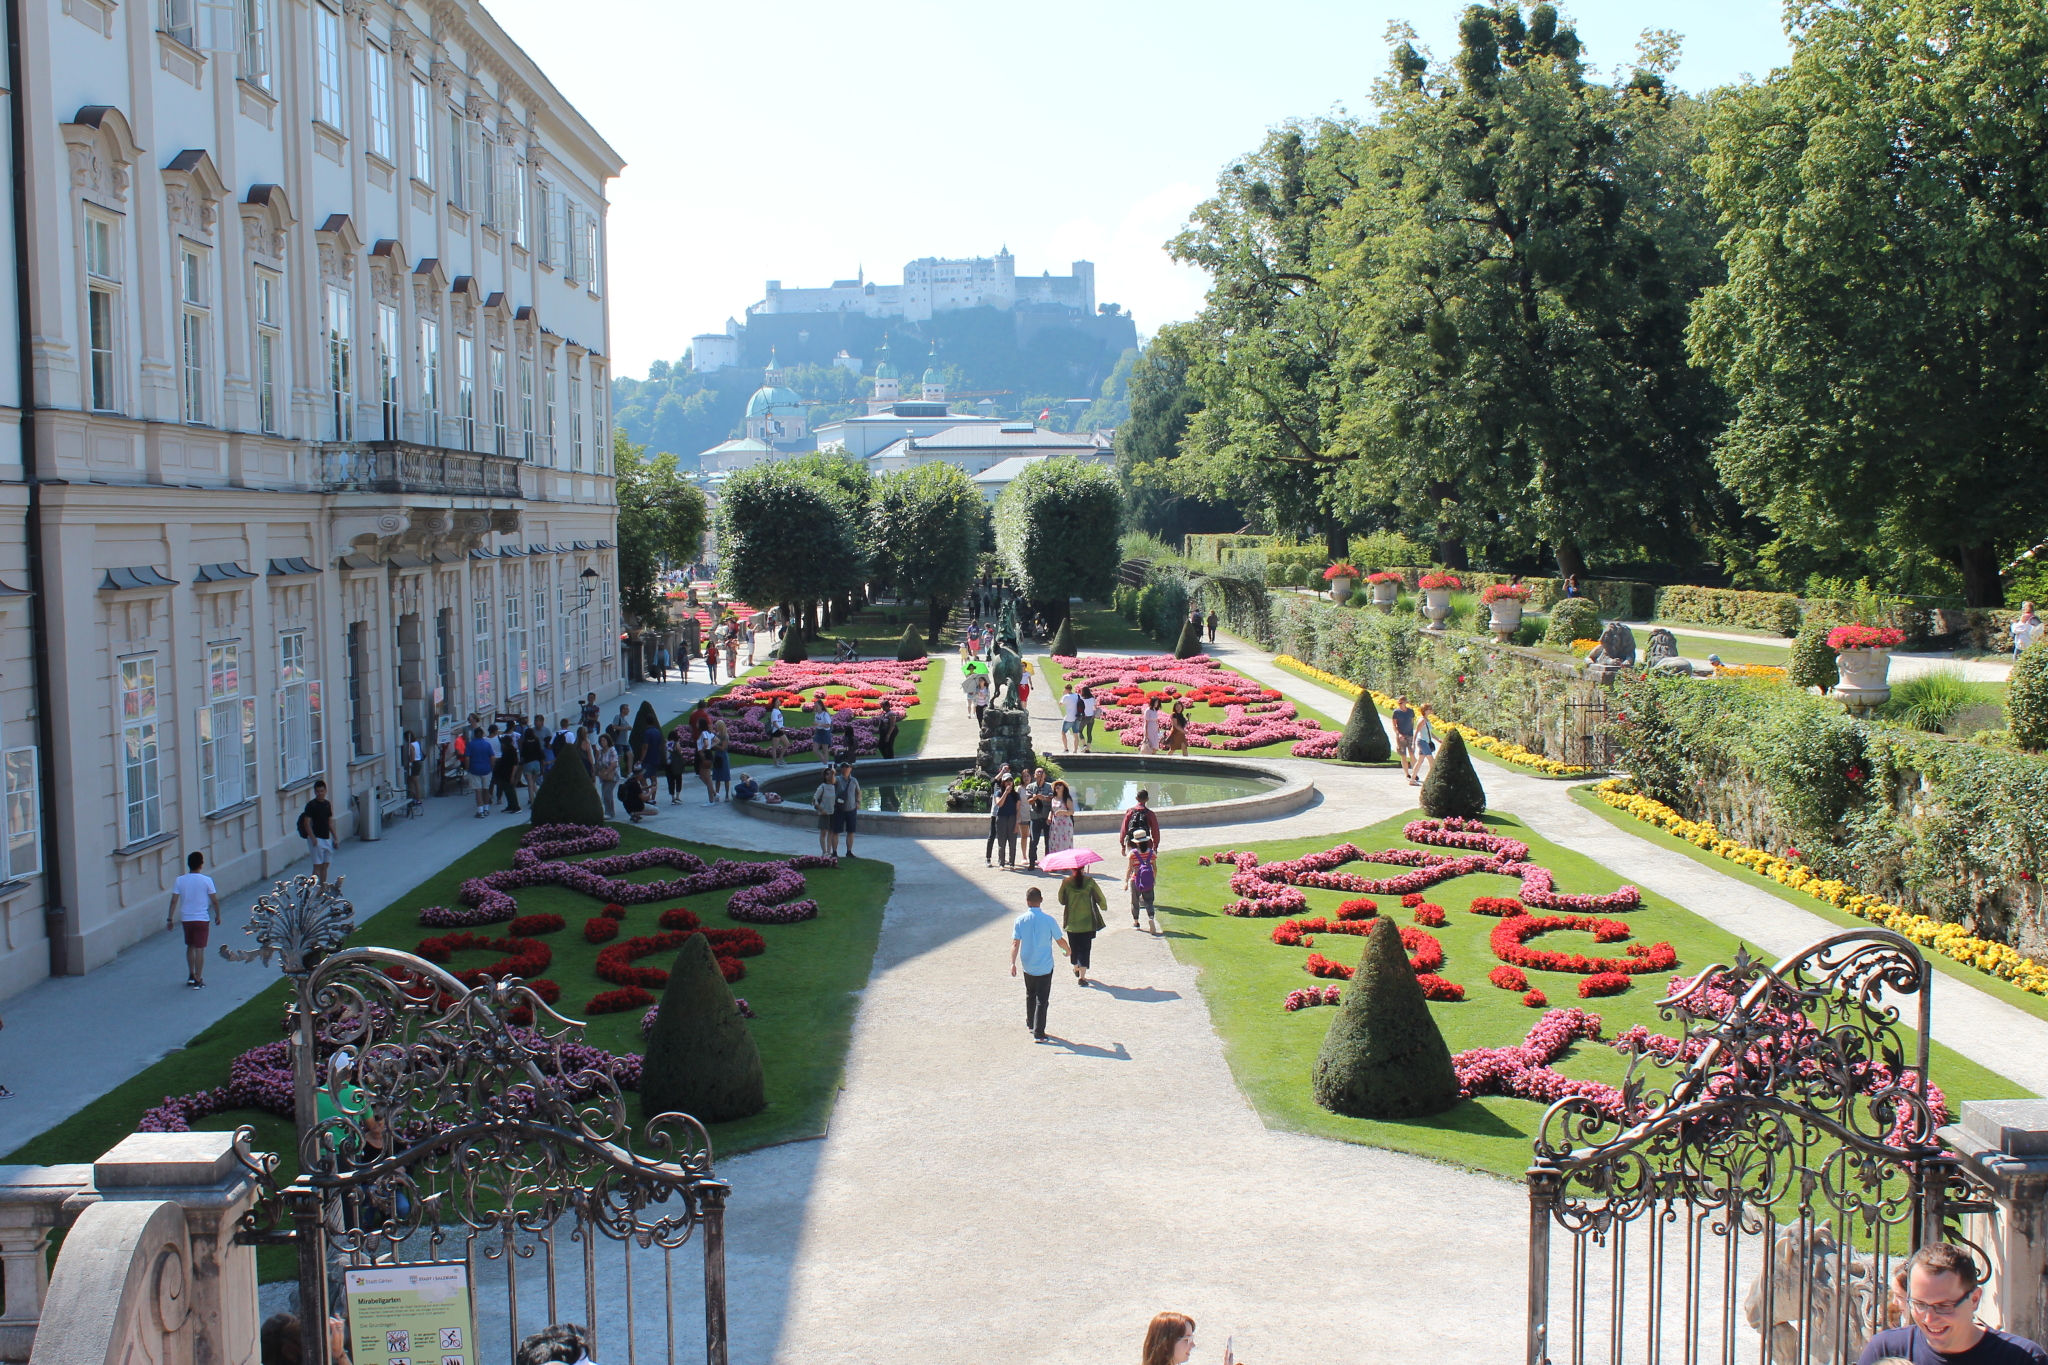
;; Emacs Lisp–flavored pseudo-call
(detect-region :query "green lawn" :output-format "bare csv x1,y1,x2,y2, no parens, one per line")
1060,603,1166,653
1037,652,1352,762
1571,784,2048,1028
4,824,892,1277
1155,808,2027,1180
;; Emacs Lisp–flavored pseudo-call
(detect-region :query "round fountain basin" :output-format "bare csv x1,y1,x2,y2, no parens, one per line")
732,754,1315,837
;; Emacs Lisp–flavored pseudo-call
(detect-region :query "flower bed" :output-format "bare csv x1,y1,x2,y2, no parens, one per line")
1479,583,1532,604
1050,653,1339,758
510,914,565,937
414,931,553,988
1593,780,2048,998
418,824,830,929
1826,624,1905,651
708,658,931,759
1284,984,1344,1011
1208,819,1640,917
1418,572,1464,591
1272,656,1592,776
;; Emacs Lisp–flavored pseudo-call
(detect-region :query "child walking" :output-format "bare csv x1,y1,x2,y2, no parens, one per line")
1126,827,1159,933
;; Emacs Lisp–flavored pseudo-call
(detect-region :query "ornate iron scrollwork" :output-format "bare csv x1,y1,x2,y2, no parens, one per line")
219,874,356,974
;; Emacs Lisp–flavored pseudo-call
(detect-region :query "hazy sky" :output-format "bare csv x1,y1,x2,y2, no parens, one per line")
484,0,1794,380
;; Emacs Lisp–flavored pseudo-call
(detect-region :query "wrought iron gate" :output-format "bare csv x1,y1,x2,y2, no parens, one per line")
1563,693,1615,770
226,877,729,1365
1526,929,1993,1365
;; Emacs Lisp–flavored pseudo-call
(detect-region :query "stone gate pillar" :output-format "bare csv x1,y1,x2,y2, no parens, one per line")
1940,1100,2048,1344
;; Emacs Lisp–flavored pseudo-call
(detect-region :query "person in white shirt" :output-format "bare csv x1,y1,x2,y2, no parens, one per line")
2013,602,2042,658
1060,683,1083,753
165,850,222,989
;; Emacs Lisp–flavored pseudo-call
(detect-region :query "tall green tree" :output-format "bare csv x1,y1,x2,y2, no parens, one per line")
1346,7,1728,578
993,457,1124,630
781,449,875,620
716,463,861,625
1167,120,1379,560
1687,0,2048,606
613,431,708,623
1116,324,1243,541
873,462,984,636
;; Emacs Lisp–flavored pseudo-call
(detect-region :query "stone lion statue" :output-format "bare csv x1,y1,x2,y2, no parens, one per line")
1588,620,1638,668
1644,627,1678,666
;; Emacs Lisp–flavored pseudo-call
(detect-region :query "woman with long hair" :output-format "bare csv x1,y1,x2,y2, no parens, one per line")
1045,779,1075,855
1141,1312,1210,1365
1164,701,1189,756
1141,695,1163,754
1414,703,1439,783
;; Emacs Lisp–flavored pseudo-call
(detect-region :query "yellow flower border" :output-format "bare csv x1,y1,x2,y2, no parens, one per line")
1272,655,1594,777
1593,779,2048,998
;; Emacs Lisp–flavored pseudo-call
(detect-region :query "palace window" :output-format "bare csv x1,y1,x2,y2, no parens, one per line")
456,335,475,449
532,576,551,694
505,590,528,696
366,45,394,161
240,0,270,88
569,367,583,471
314,5,344,129
325,283,352,440
543,348,557,467
410,79,432,184
472,594,493,710
85,214,119,413
1,742,39,881
490,347,507,455
418,318,440,445
256,269,281,433
199,642,257,814
519,353,535,461
159,0,194,47
277,629,324,786
376,303,399,439
120,654,162,843
346,621,369,758
179,247,208,424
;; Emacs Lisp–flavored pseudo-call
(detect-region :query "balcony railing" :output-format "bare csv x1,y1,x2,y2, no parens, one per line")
317,442,525,498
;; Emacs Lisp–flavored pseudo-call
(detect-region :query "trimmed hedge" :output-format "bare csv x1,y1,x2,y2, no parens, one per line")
1546,599,1603,646
1655,585,1803,636
2013,642,2048,751
1787,620,1838,692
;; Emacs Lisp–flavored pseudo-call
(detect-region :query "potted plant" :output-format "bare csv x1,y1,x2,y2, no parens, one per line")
1365,570,1404,611
1826,623,1904,710
1417,572,1463,629
1479,582,1532,638
1322,563,1361,603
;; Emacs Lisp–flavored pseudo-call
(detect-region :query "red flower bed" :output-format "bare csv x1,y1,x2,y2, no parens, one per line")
1578,972,1633,998
1401,925,1445,973
586,986,655,1014
602,903,627,920
584,917,619,944
1303,952,1351,980
596,931,745,989
1401,894,1425,908
658,907,702,932
1413,904,1445,926
1469,897,1524,917
506,978,563,1025
1490,915,1675,976
414,932,552,987
1337,898,1379,920
510,913,565,937
1417,974,1465,1001
1294,926,1444,976
1489,965,1529,992
1523,990,1548,1008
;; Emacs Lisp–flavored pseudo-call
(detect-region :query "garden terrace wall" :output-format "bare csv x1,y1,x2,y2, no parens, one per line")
1607,672,2048,957
1653,585,1804,636
1243,592,1590,765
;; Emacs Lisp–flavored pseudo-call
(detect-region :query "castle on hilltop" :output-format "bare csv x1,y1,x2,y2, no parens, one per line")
691,249,1120,373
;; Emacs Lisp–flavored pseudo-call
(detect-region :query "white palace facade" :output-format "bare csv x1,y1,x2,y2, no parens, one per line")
0,0,624,995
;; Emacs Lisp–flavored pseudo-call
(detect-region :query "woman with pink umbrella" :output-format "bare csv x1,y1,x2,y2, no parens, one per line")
1042,848,1107,986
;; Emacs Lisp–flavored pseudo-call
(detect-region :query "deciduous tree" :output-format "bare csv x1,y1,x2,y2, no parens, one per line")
873,462,985,637
994,457,1123,630
614,432,708,623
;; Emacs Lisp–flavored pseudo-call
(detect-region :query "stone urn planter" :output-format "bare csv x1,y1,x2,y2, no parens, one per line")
1488,600,1524,640
1422,588,1453,629
1833,648,1892,711
1329,576,1355,605
1370,579,1399,611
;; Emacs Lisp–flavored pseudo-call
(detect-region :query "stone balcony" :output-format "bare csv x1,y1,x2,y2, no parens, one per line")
315,441,525,499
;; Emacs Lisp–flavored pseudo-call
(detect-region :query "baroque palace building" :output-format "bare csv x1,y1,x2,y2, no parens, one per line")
0,0,623,996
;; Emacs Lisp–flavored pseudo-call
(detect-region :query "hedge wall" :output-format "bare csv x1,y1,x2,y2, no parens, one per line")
1248,592,1587,763
1609,673,2048,956
1653,585,1804,636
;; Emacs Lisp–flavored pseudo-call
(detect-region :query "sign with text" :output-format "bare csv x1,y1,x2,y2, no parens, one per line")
343,1263,477,1365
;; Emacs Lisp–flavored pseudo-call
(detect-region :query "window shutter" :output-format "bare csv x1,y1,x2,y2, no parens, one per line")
546,187,565,268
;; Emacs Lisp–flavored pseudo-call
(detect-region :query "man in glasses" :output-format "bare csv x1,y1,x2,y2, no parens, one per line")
1859,1242,2048,1364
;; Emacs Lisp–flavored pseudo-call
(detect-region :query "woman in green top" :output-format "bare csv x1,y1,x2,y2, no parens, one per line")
1058,867,1108,986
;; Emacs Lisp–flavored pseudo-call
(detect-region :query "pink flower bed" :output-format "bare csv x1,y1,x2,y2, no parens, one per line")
418,824,833,928
1215,819,1642,917
1052,653,1339,758
709,659,929,758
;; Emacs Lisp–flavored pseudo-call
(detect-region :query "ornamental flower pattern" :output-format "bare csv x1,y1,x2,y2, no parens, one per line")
1051,653,1340,758
708,658,930,759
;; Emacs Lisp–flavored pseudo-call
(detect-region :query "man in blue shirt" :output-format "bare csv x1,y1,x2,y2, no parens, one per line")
465,726,498,818
1859,1243,2048,1365
1009,888,1068,1043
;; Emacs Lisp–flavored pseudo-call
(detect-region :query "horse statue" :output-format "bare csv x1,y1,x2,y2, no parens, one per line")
989,641,1025,710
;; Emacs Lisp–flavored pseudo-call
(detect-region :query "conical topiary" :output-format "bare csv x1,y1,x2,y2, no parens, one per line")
632,699,661,738
1419,728,1486,818
530,737,605,826
1311,917,1460,1119
1047,618,1077,657
1173,616,1203,659
1338,690,1393,763
779,628,808,663
1788,620,1838,693
640,934,766,1124
896,624,927,661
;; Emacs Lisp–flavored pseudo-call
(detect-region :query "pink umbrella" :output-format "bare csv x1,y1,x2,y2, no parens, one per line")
1038,848,1104,874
